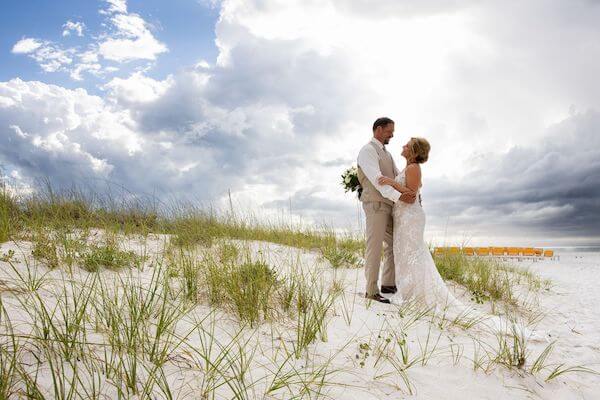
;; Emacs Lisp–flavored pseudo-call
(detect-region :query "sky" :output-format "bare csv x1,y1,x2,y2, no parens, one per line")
1,0,599,246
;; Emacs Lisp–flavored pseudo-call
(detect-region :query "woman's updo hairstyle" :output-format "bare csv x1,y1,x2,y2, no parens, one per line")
409,137,431,164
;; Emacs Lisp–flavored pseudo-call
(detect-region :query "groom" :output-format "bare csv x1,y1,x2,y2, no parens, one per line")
357,117,416,304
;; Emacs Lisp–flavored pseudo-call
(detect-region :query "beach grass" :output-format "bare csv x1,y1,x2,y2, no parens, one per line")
433,252,550,308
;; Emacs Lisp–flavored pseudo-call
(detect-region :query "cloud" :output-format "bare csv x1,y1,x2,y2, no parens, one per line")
11,0,167,80
332,0,477,18
98,10,167,62
12,38,76,74
104,0,128,14
0,6,366,210
0,79,138,186
3,0,600,243
423,110,600,238
12,39,78,74
104,72,173,105
62,20,85,37
11,38,43,54
262,187,358,225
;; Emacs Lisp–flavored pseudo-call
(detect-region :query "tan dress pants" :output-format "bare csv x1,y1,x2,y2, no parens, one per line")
362,201,395,296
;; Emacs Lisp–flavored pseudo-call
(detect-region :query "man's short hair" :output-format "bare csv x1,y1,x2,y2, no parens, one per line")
373,117,394,132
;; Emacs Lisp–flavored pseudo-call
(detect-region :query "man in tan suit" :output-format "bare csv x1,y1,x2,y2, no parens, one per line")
357,117,416,303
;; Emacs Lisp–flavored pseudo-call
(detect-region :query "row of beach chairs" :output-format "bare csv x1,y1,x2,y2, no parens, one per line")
433,247,558,261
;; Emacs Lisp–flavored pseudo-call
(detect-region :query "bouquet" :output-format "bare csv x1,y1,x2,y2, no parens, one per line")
341,165,362,198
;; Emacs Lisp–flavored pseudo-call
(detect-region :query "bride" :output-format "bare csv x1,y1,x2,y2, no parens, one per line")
377,138,527,334
376,137,455,307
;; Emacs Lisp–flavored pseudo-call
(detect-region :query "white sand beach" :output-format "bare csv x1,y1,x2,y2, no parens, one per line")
0,235,599,399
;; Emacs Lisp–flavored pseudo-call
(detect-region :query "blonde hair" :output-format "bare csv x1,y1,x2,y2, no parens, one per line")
408,137,431,164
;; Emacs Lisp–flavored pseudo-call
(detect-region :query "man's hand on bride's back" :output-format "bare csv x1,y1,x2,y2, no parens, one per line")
399,191,417,204
377,176,396,186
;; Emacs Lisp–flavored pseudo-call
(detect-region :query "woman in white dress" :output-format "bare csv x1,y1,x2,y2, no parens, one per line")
376,137,456,307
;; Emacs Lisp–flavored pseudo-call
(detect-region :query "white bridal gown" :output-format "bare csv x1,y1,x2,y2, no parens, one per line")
389,168,456,307
389,168,529,336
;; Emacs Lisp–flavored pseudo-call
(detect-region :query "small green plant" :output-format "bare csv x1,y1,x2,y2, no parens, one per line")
0,184,19,243
82,236,139,272
493,324,527,369
180,250,200,302
57,230,88,269
1,249,16,263
529,341,555,374
205,257,278,327
433,252,548,308
218,242,240,264
545,364,599,382
320,244,360,269
31,229,60,269
0,301,20,399
171,214,219,248
356,342,371,368
293,282,338,358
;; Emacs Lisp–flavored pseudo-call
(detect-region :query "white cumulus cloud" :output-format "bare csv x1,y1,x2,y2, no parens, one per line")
11,38,43,54
62,20,85,37
98,2,167,62
11,0,167,80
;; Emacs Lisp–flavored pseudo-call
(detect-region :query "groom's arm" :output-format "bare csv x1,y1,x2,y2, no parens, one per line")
357,145,401,203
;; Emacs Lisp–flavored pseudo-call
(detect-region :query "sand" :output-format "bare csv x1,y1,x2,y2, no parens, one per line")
0,236,598,399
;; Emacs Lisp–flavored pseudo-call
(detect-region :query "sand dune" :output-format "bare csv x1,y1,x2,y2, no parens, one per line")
0,235,598,399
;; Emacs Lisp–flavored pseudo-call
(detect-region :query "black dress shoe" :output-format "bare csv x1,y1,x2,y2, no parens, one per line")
381,285,397,294
365,293,391,304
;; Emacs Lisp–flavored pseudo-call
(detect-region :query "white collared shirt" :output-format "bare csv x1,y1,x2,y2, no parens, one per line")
357,138,401,203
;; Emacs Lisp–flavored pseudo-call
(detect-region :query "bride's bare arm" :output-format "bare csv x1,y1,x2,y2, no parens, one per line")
377,176,409,193
404,164,421,193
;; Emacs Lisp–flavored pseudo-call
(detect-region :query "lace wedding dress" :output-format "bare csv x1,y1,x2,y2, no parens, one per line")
389,168,459,307
388,168,528,335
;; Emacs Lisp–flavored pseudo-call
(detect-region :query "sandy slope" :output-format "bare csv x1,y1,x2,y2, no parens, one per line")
0,236,598,399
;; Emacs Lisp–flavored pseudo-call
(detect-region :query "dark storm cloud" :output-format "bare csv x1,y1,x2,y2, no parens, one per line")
424,110,600,237
271,110,600,238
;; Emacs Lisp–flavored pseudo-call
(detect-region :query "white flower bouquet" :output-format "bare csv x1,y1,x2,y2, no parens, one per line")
341,165,362,198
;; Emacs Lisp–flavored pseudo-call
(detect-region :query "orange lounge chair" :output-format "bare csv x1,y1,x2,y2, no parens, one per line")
491,247,506,256
475,247,490,256
463,247,475,256
522,248,535,257
506,247,521,257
